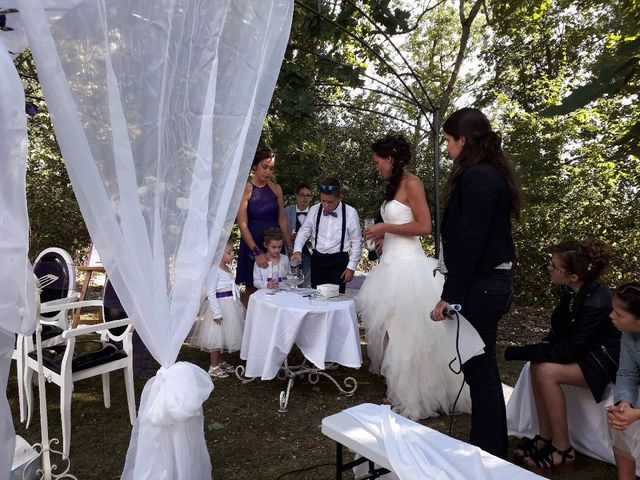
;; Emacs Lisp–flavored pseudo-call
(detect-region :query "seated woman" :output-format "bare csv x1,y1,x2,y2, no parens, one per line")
504,238,620,473
607,281,640,480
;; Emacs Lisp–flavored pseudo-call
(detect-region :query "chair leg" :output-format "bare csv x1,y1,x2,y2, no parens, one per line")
124,368,136,425
16,354,25,423
61,380,73,458
24,368,34,429
102,372,111,408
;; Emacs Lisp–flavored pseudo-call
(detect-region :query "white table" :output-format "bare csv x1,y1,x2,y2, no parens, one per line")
238,289,362,411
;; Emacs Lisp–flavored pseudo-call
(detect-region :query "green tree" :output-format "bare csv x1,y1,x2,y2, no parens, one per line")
15,52,90,260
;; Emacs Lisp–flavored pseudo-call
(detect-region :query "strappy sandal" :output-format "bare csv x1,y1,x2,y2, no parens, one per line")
219,361,235,373
208,365,229,378
514,434,551,459
524,443,575,474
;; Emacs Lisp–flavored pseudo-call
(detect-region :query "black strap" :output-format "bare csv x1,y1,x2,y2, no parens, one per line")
314,206,322,250
340,201,346,252
314,202,348,252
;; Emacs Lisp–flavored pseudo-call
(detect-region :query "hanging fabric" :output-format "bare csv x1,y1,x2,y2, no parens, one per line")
18,1,293,477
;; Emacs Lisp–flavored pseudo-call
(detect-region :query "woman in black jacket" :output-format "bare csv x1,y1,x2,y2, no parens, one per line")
505,238,620,473
432,107,521,458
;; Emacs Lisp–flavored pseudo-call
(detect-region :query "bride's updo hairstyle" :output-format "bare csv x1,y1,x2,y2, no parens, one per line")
550,238,612,285
371,134,411,202
443,108,522,219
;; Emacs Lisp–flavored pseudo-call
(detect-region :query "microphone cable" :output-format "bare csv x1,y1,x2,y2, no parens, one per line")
446,310,466,437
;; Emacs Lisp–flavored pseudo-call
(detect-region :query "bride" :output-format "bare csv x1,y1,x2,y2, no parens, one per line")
359,134,470,420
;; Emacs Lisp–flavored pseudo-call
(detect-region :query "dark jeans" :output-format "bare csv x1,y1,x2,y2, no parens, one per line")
460,270,513,458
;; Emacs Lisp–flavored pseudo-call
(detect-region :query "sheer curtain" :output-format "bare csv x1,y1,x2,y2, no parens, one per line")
18,1,293,478
0,29,36,477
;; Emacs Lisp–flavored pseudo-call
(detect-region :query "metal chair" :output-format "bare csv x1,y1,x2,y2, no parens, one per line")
24,279,136,456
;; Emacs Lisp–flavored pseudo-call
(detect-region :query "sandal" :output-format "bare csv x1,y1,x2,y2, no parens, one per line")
208,365,229,378
514,434,551,459
219,361,235,373
524,443,575,474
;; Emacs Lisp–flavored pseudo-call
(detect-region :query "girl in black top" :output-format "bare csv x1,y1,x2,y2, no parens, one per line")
505,238,620,473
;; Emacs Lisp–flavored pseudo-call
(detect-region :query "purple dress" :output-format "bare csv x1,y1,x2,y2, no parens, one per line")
236,183,280,287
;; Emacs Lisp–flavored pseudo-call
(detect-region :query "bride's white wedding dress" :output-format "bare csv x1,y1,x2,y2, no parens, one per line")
357,200,471,420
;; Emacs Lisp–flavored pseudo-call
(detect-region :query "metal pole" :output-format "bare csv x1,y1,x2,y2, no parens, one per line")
433,107,441,258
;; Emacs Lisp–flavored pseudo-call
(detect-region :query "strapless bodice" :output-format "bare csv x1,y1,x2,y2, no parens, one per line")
380,200,425,260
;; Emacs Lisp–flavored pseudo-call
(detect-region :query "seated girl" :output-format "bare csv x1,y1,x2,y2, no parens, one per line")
253,227,290,290
504,239,620,473
607,281,640,480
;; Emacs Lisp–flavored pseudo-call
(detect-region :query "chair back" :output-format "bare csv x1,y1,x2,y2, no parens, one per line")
102,279,129,339
33,247,76,328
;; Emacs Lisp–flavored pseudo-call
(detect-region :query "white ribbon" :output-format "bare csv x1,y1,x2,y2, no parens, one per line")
123,362,214,479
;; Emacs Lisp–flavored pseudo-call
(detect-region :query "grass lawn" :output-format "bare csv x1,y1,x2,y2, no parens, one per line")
8,305,617,479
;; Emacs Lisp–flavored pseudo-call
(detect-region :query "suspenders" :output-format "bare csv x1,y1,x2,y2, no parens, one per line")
314,202,347,252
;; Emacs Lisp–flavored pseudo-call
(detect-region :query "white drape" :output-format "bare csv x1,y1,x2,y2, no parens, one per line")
0,16,36,475
0,36,35,338
18,1,293,478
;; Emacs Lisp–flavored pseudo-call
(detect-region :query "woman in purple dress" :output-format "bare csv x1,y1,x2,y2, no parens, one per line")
236,148,292,300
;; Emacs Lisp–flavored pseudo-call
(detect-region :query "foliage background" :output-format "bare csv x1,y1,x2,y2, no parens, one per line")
15,0,639,304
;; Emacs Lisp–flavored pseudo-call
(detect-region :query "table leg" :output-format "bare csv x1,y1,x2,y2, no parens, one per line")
336,442,342,480
278,377,295,413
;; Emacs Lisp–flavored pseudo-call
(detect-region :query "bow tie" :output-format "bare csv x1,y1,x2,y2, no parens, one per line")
297,211,308,216
322,209,338,217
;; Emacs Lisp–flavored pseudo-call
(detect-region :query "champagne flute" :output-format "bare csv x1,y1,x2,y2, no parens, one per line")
268,262,280,293
364,218,375,250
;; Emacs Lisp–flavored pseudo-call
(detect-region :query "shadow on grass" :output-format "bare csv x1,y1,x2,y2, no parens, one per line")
7,305,617,479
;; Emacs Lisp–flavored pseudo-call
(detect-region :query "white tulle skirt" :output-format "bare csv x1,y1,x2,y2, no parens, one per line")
189,298,245,353
357,254,471,420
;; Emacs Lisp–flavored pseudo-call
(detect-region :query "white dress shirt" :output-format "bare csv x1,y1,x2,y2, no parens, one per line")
294,202,362,271
296,208,309,229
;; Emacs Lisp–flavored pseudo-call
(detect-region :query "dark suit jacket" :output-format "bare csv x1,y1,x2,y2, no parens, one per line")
441,163,516,305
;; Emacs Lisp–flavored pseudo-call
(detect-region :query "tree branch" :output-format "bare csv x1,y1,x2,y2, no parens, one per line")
317,102,427,132
439,0,483,113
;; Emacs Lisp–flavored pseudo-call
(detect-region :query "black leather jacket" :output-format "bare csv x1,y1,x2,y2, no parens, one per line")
504,281,620,402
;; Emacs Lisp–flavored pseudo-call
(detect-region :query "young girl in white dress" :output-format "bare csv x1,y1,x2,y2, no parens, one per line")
190,241,245,378
253,228,290,290
360,134,471,420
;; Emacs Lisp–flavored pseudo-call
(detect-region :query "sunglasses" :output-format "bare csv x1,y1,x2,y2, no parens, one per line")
297,192,313,198
318,183,340,194
618,284,640,295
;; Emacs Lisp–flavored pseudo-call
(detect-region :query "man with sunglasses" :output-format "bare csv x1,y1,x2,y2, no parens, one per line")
285,183,313,287
291,178,362,293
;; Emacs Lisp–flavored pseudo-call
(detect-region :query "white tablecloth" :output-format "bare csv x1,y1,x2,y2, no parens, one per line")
240,289,362,380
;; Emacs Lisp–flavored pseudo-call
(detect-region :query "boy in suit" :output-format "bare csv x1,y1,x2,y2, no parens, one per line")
291,178,362,294
285,183,313,287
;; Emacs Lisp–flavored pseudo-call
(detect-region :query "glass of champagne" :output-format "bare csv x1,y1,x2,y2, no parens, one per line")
268,262,280,292
364,218,375,250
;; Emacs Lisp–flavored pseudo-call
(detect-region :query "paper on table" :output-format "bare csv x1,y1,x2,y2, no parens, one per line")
443,313,485,365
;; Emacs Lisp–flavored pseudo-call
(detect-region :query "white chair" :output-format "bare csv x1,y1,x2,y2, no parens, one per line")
24,278,137,456
12,247,78,423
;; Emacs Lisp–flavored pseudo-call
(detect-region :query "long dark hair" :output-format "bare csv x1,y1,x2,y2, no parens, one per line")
550,238,612,285
443,108,522,219
371,134,411,201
